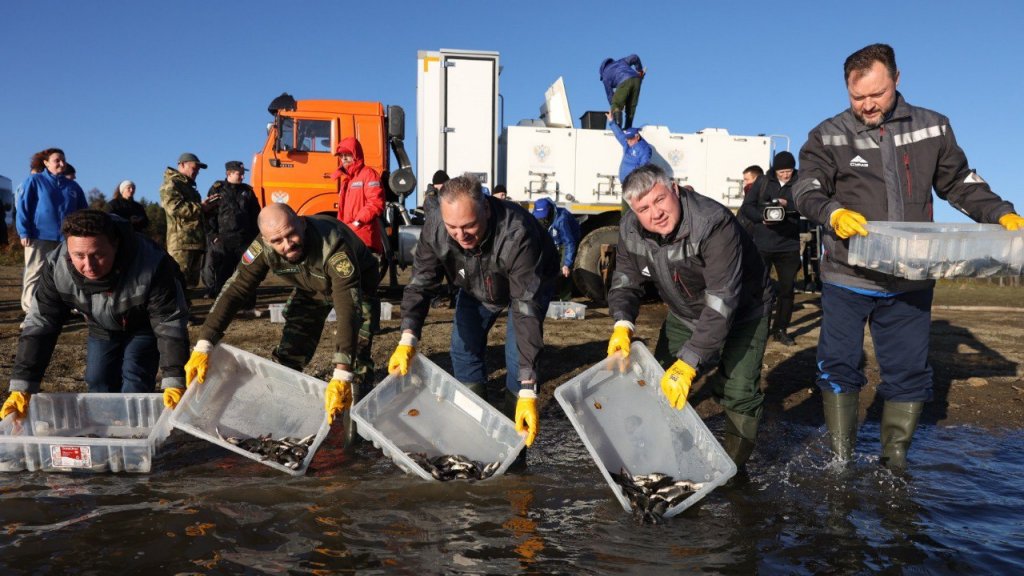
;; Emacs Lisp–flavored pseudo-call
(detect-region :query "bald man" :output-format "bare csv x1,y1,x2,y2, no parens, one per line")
171,203,380,427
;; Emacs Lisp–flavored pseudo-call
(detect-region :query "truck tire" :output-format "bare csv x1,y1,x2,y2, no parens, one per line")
572,225,619,306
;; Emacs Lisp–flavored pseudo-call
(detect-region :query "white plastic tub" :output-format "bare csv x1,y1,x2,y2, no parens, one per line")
848,221,1024,279
168,343,331,475
554,342,736,517
0,393,172,473
351,354,525,482
546,301,587,320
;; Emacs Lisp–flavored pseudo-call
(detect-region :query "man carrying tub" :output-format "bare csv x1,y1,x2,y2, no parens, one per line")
387,175,559,448
793,43,1023,469
605,164,775,472
2,210,189,419
171,203,379,426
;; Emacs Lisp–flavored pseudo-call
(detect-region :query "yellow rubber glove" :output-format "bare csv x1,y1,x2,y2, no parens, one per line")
660,360,696,410
515,394,538,447
1,391,30,420
162,388,184,410
325,369,353,425
830,208,868,239
607,321,634,358
999,213,1024,231
388,333,418,375
185,340,213,386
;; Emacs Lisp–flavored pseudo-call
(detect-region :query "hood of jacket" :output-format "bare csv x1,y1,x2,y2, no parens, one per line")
332,137,365,179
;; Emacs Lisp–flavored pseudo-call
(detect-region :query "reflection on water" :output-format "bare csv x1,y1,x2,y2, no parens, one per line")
1,417,1022,574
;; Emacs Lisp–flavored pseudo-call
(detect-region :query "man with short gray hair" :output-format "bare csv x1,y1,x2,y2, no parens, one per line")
606,164,774,471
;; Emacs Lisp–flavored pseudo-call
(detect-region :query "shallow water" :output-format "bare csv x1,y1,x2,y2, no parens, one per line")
1,414,1022,574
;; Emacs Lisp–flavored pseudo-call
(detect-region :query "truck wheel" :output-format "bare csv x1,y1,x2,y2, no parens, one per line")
572,225,619,306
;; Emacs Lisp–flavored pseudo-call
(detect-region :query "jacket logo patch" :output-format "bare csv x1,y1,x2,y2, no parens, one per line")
241,240,263,265
641,266,651,277
849,155,869,168
328,252,355,278
963,172,986,184
458,268,466,279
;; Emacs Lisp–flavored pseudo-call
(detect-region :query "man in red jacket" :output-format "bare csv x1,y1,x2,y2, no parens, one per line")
333,137,384,254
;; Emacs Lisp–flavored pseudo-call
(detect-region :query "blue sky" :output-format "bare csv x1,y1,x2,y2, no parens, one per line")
3,1,1022,223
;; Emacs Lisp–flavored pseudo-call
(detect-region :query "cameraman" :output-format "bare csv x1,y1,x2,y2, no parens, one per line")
739,151,801,345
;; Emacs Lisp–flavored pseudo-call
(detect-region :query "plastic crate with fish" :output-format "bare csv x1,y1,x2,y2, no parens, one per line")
168,343,331,476
546,301,587,320
848,221,1024,280
0,393,172,473
350,354,525,482
554,342,737,520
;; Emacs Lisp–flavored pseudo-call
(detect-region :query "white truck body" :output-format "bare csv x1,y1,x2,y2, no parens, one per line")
416,49,500,200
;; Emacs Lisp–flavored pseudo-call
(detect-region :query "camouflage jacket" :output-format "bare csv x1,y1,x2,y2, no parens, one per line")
199,216,379,365
160,167,206,251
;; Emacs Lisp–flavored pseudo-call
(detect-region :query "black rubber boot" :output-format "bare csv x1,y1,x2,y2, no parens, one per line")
723,409,760,470
880,401,924,470
822,390,859,461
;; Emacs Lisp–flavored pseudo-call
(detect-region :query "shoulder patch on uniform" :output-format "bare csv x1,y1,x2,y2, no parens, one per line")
212,181,223,188
328,251,355,277
241,239,264,265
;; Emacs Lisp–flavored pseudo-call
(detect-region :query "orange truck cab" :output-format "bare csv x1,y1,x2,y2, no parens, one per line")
251,93,415,216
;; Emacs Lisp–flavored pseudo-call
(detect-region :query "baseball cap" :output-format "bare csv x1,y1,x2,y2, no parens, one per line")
177,153,208,169
225,160,247,173
623,127,641,139
532,197,554,219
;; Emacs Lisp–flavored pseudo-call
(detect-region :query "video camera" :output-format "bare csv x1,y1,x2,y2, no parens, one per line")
762,199,786,223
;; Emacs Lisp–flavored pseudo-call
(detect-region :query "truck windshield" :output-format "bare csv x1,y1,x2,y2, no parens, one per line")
279,118,332,153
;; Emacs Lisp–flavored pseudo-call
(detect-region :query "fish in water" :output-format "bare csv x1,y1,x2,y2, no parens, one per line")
406,452,502,482
216,428,316,470
610,467,703,524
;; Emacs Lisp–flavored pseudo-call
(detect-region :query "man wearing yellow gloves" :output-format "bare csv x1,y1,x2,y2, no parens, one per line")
387,175,558,450
2,210,189,420
172,203,379,427
606,164,775,471
793,43,1024,469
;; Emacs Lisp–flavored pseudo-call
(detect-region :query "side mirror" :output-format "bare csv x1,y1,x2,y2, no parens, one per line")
387,105,406,141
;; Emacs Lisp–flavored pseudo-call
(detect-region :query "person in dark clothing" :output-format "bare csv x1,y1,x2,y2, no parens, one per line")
202,161,261,304
606,164,774,470
793,43,1023,469
388,175,559,449
599,54,645,129
107,180,150,232
739,151,802,345
1,209,189,420
424,169,457,309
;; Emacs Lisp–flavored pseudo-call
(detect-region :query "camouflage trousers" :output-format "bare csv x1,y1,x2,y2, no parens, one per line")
168,248,204,289
271,289,378,395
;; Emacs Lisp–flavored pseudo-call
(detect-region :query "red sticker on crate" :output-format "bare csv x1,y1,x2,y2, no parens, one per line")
51,445,92,468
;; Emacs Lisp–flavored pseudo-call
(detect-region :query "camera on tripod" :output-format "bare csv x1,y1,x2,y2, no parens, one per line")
762,199,786,223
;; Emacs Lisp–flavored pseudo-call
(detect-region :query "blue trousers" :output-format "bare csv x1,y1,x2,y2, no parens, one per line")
450,289,549,394
816,283,933,402
85,331,160,393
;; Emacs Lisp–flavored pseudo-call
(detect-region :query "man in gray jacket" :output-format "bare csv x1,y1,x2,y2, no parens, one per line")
387,175,559,448
606,164,774,470
793,43,1023,469
2,210,189,419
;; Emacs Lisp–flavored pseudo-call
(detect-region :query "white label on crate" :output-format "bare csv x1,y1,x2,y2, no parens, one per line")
453,391,484,422
50,445,92,468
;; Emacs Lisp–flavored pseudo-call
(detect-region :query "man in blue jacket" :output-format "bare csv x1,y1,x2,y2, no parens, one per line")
607,112,652,185
599,54,645,129
16,148,87,314
532,197,581,299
